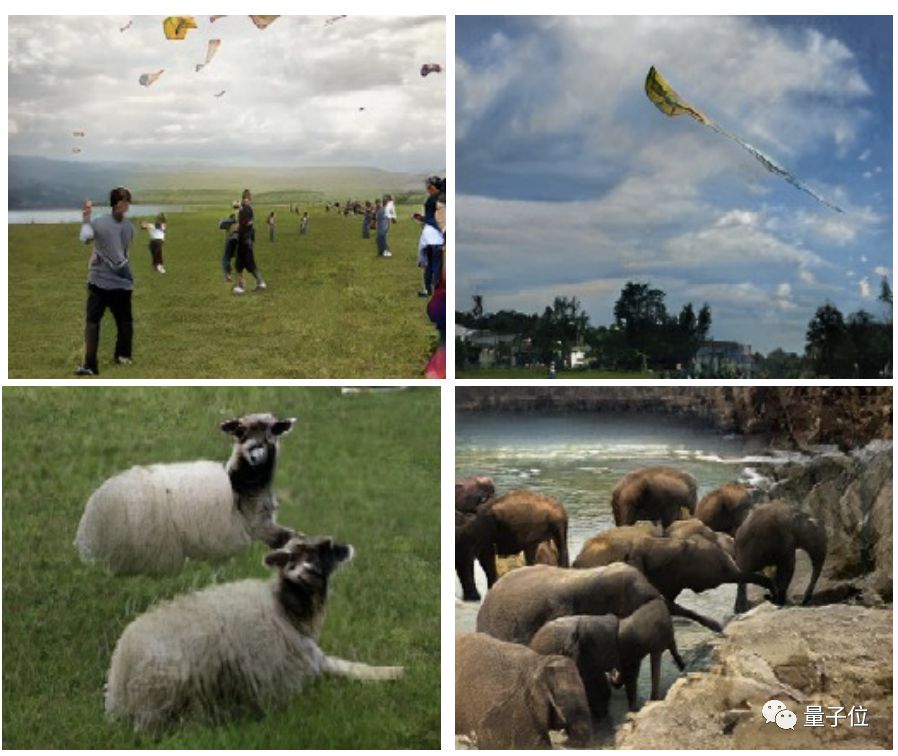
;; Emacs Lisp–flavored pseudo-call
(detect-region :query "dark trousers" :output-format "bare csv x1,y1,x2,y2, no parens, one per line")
149,239,164,267
84,284,133,373
422,245,443,293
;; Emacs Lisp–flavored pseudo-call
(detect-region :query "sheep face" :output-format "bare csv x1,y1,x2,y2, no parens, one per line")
265,535,353,594
221,413,295,469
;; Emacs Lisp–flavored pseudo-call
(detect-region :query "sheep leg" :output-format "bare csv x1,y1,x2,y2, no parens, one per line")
322,655,404,681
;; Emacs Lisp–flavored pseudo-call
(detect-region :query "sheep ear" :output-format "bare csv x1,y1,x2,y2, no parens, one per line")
272,418,296,436
333,544,354,564
221,419,243,436
264,550,292,569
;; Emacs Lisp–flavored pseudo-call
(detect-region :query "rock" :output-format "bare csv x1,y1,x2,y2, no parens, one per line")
615,604,892,749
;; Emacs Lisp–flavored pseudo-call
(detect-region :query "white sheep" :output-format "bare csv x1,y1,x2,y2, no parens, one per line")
75,413,297,575
105,535,403,732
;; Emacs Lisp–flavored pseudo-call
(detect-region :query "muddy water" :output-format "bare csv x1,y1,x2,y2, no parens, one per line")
455,411,799,743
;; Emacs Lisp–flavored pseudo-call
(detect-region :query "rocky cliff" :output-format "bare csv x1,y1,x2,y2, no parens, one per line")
455,387,892,450
615,604,892,749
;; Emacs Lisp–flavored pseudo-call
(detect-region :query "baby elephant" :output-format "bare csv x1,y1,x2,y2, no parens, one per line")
734,500,827,612
529,615,620,719
611,597,685,711
456,632,592,749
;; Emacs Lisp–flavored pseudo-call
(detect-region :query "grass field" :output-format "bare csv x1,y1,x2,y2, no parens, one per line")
8,204,438,377
2,387,440,748
457,366,653,379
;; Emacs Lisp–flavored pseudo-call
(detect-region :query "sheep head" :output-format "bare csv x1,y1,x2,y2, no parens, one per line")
264,535,353,594
221,413,295,468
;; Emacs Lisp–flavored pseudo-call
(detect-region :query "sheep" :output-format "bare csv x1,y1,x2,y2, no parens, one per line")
75,413,298,575
105,534,403,732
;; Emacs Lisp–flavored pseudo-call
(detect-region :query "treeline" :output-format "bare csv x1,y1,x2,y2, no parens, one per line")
457,282,712,372
458,279,893,378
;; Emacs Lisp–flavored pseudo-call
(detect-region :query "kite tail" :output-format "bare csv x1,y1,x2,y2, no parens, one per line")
707,122,844,214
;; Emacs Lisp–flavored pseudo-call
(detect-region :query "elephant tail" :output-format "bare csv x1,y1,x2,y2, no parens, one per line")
741,571,775,594
666,599,723,633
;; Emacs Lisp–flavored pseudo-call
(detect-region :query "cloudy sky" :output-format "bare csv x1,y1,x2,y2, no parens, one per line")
456,16,892,354
8,14,445,171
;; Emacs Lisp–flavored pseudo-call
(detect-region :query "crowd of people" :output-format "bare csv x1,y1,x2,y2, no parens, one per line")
74,177,447,377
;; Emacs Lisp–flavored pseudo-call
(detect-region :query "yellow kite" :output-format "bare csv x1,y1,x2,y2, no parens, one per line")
163,16,197,40
645,66,843,213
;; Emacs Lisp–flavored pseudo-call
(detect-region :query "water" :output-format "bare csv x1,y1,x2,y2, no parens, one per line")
455,410,797,742
8,205,185,224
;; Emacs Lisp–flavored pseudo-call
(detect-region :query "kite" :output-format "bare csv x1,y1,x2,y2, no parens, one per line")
73,130,86,137
72,148,82,154
210,16,227,23
249,15,279,30
195,39,221,72
119,20,132,33
163,16,197,40
324,15,347,26
358,107,366,112
214,90,227,98
644,66,843,213
139,69,165,87
420,63,442,77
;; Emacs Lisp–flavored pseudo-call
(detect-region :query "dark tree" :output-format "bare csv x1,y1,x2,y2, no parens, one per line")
805,303,849,377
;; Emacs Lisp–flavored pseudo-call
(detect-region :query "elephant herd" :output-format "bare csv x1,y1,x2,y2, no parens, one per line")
455,467,828,749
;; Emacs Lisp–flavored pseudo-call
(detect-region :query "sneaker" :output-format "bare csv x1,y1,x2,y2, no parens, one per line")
74,365,97,376
156,265,166,274
232,286,246,295
382,250,392,257
114,356,133,366
417,289,431,297
255,281,267,291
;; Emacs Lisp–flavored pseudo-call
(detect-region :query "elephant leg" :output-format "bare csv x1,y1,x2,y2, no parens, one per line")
734,582,749,614
456,555,480,602
522,542,538,565
774,550,796,605
649,652,662,700
623,664,640,712
555,524,570,568
478,545,499,588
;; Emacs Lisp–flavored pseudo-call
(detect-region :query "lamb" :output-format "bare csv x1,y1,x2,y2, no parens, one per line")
105,534,403,732
75,413,298,575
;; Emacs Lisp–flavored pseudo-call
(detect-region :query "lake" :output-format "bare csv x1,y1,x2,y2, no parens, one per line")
8,206,185,224
455,410,803,742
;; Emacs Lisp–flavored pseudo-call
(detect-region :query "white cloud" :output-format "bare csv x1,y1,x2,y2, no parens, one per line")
858,148,871,161
859,277,871,298
874,266,890,278
8,15,445,170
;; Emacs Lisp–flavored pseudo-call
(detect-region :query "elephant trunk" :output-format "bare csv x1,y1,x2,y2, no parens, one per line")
796,513,827,605
666,599,723,633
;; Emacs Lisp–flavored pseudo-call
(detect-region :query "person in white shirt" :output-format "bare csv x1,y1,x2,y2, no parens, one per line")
141,213,167,273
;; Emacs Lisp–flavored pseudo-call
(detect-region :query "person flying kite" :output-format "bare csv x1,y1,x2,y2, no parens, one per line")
644,66,843,213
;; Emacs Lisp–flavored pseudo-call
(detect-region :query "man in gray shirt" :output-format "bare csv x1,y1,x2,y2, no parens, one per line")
75,186,135,375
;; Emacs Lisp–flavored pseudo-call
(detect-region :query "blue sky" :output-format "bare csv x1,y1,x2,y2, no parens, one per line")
456,16,892,354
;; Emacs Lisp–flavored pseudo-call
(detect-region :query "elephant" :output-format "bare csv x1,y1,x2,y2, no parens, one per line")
455,489,570,602
611,467,697,527
496,538,559,579
455,504,498,602
476,563,660,644
611,597,686,711
529,615,620,719
695,482,762,536
573,525,775,631
733,500,828,613
665,518,735,554
456,632,592,749
455,475,495,513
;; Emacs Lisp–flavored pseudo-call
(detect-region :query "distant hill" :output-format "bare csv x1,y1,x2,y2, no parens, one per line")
8,156,443,208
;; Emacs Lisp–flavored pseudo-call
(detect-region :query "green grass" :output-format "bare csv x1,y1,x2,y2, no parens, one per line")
456,366,654,379
8,205,437,377
2,387,440,749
